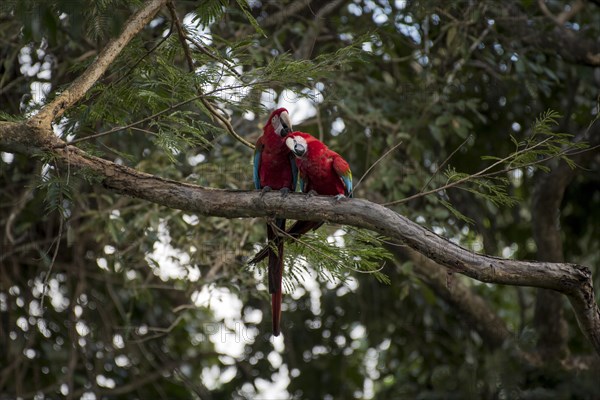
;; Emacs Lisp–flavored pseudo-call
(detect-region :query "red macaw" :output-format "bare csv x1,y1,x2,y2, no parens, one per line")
283,131,353,236
250,132,352,262
285,132,353,197
252,107,296,336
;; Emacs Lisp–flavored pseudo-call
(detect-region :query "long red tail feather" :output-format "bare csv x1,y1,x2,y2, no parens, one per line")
271,291,282,336
257,218,321,335
267,220,285,335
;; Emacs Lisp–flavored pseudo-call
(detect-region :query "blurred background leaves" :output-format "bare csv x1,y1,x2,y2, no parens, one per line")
1,0,599,398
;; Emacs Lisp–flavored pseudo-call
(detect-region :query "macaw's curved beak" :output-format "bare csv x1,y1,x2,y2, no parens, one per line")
279,111,292,136
293,143,305,156
286,137,306,157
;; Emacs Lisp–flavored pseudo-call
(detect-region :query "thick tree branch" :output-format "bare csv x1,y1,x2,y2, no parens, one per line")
1,120,599,357
28,0,169,129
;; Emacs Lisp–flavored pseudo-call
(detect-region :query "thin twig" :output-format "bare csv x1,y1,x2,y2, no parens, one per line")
445,22,493,87
353,141,404,193
384,136,554,206
29,0,169,127
42,156,71,312
345,261,387,275
83,19,175,107
387,138,592,207
167,2,194,70
67,81,271,145
167,1,254,149
67,94,206,144
468,143,594,180
129,314,186,343
40,210,64,312
130,126,159,136
420,134,472,192
183,32,241,79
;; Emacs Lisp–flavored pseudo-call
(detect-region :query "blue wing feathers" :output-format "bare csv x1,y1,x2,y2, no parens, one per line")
253,147,262,189
342,175,353,197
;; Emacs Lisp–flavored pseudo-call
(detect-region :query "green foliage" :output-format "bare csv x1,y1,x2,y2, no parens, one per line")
58,20,361,165
0,111,26,122
35,153,73,215
192,0,226,26
250,227,392,292
481,110,587,171
2,0,600,399
439,109,588,211
0,0,134,42
234,0,265,36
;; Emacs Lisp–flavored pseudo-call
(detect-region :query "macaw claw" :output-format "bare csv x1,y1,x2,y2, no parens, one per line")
334,194,347,202
306,190,318,198
279,187,291,197
259,186,272,198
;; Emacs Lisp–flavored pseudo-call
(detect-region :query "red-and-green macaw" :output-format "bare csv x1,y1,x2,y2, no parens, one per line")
252,107,296,336
283,131,353,236
285,132,353,197
249,131,353,262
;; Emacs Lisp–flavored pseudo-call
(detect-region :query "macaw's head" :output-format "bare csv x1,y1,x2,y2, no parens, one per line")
266,108,293,138
285,132,317,158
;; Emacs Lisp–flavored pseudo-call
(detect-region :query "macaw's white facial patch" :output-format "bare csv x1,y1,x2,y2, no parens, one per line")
293,135,307,148
285,136,294,151
271,114,280,131
286,135,307,157
285,136,293,149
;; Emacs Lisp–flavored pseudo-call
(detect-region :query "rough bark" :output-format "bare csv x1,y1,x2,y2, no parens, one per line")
1,120,599,356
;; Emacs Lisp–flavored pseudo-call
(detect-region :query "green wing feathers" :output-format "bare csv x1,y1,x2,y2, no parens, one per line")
333,155,353,197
